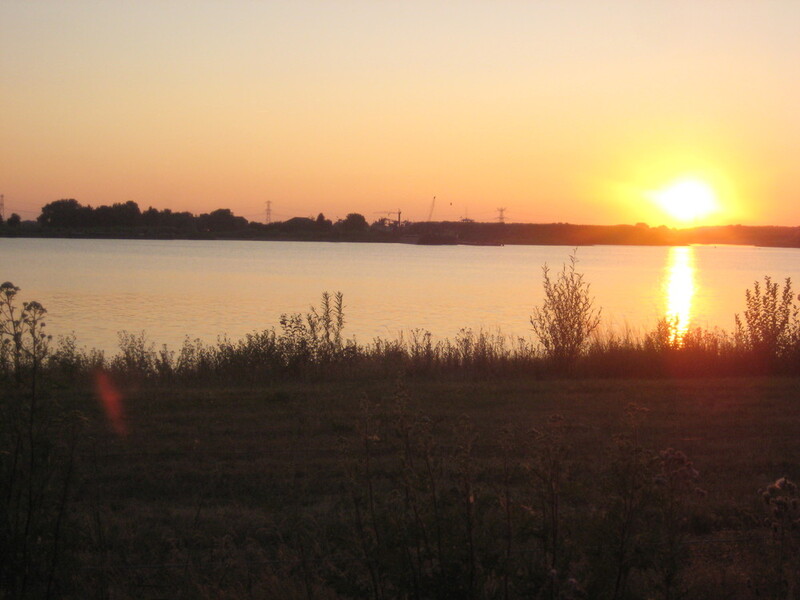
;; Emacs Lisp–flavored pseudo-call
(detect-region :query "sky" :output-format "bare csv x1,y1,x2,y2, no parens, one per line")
2,1,799,226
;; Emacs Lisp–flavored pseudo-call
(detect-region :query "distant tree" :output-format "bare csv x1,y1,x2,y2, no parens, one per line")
114,201,141,226
38,199,90,228
281,217,316,233
371,217,392,231
166,210,196,231
93,201,141,227
198,208,248,232
337,213,368,232
7,213,21,227
142,206,161,227
0,213,4,226
315,213,332,230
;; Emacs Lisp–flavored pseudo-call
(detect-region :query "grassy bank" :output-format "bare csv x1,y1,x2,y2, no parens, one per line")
4,268,800,597
4,376,800,598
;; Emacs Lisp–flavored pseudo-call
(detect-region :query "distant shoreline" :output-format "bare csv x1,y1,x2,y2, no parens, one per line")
3,221,800,249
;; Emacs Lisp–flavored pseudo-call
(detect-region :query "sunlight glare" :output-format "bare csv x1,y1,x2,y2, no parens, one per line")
651,178,720,223
664,246,695,345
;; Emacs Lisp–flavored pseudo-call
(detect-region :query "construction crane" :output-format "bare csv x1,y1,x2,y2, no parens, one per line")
427,196,436,222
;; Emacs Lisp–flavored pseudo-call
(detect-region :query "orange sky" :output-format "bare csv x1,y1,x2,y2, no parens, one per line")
2,2,798,226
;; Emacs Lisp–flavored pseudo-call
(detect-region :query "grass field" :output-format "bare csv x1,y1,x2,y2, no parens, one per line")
8,375,794,599
5,277,800,597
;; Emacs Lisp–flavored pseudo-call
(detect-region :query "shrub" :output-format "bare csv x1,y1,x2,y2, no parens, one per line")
759,477,800,597
735,276,799,365
530,252,601,368
0,281,51,386
0,283,78,598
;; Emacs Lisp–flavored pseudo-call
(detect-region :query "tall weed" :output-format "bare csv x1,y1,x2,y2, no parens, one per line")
530,252,601,369
735,276,799,365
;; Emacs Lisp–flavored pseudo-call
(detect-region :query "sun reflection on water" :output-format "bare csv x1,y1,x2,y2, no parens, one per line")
664,246,695,345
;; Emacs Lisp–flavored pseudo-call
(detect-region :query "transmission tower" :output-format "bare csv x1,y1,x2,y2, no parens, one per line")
496,207,506,224
265,201,272,224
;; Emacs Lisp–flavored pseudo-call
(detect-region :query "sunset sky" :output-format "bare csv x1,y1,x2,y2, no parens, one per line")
2,1,798,226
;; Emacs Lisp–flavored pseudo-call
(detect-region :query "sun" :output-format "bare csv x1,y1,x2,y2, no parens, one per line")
650,178,720,224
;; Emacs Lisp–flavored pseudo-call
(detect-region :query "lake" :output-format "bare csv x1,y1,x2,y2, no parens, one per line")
2,238,799,354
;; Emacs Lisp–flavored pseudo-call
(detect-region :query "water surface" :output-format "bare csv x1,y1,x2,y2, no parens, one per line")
2,238,799,353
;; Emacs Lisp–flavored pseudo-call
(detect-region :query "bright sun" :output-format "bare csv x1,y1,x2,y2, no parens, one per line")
650,178,720,223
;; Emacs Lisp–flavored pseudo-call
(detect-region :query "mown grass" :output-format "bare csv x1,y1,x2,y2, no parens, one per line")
1,376,793,598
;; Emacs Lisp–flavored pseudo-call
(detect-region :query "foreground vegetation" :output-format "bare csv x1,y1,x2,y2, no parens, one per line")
5,376,800,599
3,266,800,598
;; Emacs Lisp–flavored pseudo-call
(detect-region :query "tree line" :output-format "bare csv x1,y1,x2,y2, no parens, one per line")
0,212,21,228
30,198,374,236
36,198,250,232
7,197,800,248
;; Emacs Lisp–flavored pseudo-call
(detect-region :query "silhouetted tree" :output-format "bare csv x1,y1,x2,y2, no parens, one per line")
316,213,332,230
38,199,90,228
144,207,196,231
141,206,161,227
197,208,248,232
337,213,368,232
164,210,196,231
6,214,21,228
93,201,141,227
281,217,316,233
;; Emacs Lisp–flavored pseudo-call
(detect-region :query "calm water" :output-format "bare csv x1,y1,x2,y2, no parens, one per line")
2,238,799,354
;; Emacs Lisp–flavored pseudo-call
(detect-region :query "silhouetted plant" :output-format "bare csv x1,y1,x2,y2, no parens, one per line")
518,413,584,600
48,334,104,383
760,477,800,597
278,291,351,371
112,331,157,377
0,283,79,599
650,447,704,600
644,317,679,353
530,252,601,369
0,282,52,386
735,276,799,363
587,404,656,600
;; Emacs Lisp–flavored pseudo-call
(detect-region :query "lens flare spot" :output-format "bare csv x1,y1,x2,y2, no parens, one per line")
94,370,127,436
